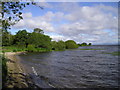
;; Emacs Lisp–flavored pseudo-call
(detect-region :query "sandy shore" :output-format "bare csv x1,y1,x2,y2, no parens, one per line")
4,52,32,88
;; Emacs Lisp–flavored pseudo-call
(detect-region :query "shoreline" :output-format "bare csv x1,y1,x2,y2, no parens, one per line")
3,51,52,88
4,52,35,88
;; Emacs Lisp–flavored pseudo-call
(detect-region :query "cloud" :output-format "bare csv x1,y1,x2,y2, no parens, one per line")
13,12,55,32
12,2,118,45
36,2,52,8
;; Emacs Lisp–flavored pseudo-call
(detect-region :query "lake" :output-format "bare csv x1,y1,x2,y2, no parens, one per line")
19,45,119,88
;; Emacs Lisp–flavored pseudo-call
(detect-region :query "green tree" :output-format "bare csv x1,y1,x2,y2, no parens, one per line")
88,43,92,46
1,2,43,30
2,29,14,46
77,44,81,46
65,40,79,49
56,40,66,50
34,28,44,34
51,40,66,51
28,32,52,50
51,41,57,50
81,42,87,46
13,30,29,48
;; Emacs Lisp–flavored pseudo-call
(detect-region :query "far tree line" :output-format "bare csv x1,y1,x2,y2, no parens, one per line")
2,28,92,52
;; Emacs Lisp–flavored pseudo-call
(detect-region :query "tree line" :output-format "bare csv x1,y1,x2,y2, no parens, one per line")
3,28,89,52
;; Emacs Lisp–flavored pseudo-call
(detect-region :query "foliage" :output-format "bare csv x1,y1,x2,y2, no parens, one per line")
2,46,27,52
56,40,66,50
65,40,79,49
88,43,92,46
1,1,43,30
51,40,66,51
51,41,57,50
13,30,29,48
34,28,44,34
2,29,14,46
27,44,36,52
28,32,52,50
80,42,87,46
1,2,85,52
78,42,92,46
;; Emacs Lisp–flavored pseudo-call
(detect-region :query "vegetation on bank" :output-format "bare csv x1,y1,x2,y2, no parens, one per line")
2,28,91,52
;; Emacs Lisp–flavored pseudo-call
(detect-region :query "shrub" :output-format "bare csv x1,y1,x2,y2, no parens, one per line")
65,40,79,49
13,49,17,52
27,45,36,52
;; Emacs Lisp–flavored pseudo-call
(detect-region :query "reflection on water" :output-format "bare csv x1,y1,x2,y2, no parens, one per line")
19,45,119,88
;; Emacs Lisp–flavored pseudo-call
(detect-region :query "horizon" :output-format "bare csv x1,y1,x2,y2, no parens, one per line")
9,2,118,45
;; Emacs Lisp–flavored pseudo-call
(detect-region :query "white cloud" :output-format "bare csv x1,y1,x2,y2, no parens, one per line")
36,2,52,8
22,12,32,18
12,3,118,45
13,12,55,32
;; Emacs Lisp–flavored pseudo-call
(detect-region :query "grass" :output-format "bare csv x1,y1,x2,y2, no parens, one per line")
2,46,27,52
102,51,120,56
2,46,51,53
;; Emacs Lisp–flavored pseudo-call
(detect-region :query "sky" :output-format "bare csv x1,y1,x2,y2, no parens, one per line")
10,1,119,45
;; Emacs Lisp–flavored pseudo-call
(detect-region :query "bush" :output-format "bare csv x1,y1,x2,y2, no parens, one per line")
27,45,36,52
65,40,79,49
13,49,17,52
51,40,66,51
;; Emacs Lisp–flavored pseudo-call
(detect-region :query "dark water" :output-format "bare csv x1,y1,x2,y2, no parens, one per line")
19,45,119,88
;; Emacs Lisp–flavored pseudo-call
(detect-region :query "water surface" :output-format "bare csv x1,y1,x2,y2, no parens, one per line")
19,45,119,88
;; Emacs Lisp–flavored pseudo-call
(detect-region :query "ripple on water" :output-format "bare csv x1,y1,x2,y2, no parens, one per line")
20,45,119,88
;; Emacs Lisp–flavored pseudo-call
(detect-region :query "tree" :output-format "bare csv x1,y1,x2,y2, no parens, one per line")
1,1,43,30
1,1,43,47
34,28,44,34
13,30,29,48
51,41,57,50
81,42,87,46
65,40,79,49
28,32,52,50
57,40,66,50
88,43,92,46
2,29,14,46
51,40,66,50
77,44,81,46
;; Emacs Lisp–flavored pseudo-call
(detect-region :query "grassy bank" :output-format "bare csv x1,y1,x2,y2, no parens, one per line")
2,46,51,53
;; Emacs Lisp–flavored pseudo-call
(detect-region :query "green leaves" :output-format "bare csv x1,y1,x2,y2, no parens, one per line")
27,3,29,5
1,2,43,30
19,16,23,19
8,17,11,21
65,40,79,49
19,12,22,15
34,28,44,34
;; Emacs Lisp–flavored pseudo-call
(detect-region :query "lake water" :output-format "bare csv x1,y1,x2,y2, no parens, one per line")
19,45,119,88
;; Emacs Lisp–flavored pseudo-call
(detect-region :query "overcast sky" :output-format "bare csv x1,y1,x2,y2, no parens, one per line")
11,2,118,45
